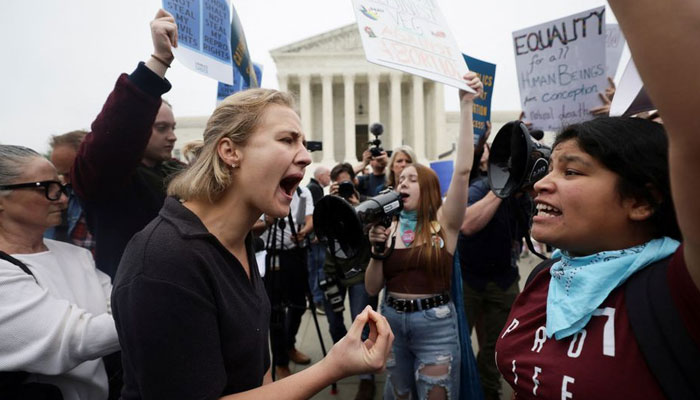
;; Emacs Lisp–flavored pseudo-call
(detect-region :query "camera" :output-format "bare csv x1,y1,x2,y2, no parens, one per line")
338,181,355,199
368,122,384,157
306,141,322,152
318,276,344,313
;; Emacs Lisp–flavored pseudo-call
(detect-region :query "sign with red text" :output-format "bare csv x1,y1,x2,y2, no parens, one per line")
351,0,474,93
513,6,607,131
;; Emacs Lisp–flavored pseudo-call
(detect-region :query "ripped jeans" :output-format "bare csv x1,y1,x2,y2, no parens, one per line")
381,300,461,399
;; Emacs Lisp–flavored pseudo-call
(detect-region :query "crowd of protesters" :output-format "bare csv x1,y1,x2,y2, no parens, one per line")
1,1,699,399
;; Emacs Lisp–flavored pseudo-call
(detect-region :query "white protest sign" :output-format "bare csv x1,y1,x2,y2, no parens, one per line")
609,57,643,116
350,0,474,93
605,24,626,78
514,6,607,131
163,0,234,84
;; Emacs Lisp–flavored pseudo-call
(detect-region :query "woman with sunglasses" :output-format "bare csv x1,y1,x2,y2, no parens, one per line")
0,145,120,400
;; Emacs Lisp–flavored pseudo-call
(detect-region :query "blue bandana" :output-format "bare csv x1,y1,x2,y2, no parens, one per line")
546,236,680,340
399,210,418,247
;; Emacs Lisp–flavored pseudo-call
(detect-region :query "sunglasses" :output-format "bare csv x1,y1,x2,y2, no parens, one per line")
0,180,70,201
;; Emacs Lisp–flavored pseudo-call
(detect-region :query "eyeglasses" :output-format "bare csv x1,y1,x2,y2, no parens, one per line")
0,180,70,201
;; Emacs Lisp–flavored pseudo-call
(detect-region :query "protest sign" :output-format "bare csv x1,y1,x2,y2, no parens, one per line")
609,58,654,117
163,0,234,84
229,2,258,89
513,6,607,131
463,54,496,144
430,160,453,197
351,0,474,93
605,24,626,78
217,63,263,104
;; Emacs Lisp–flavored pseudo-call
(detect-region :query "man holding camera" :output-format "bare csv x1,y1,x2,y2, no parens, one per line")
321,162,379,400
457,141,530,400
355,149,388,197
260,186,314,379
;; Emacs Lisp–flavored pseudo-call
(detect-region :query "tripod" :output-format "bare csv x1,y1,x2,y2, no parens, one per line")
264,215,337,393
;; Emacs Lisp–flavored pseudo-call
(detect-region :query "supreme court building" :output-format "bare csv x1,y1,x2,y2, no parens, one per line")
173,23,518,169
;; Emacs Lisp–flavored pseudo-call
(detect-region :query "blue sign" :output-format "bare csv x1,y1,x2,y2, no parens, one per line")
217,63,263,102
229,2,258,88
462,54,496,145
430,160,454,197
163,0,231,63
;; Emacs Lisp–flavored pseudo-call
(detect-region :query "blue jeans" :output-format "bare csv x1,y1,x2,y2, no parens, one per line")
382,300,461,399
307,242,326,304
323,281,378,380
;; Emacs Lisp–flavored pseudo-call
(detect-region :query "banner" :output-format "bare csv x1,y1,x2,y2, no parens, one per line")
351,0,474,93
217,63,263,103
163,0,234,84
605,24,626,79
430,160,453,197
463,54,496,145
229,2,259,89
513,6,607,131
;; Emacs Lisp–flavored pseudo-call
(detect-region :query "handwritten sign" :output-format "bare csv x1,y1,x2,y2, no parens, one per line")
513,6,607,131
351,0,474,93
163,0,234,84
605,24,626,79
463,54,496,144
217,63,263,104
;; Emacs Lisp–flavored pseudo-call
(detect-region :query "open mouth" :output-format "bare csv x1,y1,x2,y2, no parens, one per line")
279,174,303,197
399,192,409,199
535,202,562,217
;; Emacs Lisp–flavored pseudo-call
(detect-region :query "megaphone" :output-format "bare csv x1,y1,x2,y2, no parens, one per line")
487,121,551,198
313,189,403,260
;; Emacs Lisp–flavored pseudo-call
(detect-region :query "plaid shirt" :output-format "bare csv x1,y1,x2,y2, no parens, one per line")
71,214,96,256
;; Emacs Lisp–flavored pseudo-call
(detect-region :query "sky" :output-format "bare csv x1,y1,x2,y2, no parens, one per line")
0,0,613,153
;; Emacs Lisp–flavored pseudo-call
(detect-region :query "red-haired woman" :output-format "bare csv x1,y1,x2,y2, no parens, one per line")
365,73,483,400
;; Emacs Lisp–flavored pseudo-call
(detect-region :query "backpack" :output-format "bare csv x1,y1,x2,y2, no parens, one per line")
525,256,700,399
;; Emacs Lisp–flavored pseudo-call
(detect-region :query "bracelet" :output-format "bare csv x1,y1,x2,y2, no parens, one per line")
151,54,172,68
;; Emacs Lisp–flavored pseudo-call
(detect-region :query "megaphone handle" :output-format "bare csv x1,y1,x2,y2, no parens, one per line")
370,236,397,261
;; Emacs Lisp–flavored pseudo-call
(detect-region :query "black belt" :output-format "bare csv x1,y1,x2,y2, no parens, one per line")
385,293,450,313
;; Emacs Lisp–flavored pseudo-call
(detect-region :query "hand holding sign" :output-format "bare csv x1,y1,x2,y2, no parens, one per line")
147,9,179,77
459,72,484,107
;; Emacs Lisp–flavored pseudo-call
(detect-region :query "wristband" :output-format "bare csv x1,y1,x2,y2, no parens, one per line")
151,54,172,68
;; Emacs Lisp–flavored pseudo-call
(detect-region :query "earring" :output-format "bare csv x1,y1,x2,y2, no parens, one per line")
230,163,238,169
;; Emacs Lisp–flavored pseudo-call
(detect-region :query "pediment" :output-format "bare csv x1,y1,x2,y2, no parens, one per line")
270,24,362,55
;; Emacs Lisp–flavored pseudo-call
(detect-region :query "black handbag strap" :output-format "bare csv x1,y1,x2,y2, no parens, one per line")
0,251,37,283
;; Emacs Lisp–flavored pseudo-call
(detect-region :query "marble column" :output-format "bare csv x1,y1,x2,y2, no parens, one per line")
321,74,335,163
343,73,357,162
368,72,380,126
390,72,403,150
412,75,425,161
299,74,312,142
277,73,288,93
432,82,446,160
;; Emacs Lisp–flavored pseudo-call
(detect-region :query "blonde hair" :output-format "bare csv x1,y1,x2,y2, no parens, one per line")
387,145,417,188
168,89,296,203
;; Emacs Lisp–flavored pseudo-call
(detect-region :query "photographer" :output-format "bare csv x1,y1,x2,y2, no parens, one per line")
457,135,530,400
322,162,379,400
260,185,314,379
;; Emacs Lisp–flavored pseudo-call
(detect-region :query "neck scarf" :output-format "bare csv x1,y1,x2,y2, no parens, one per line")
546,237,680,340
399,210,418,247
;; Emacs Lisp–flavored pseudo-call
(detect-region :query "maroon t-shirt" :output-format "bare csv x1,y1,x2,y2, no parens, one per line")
495,247,700,399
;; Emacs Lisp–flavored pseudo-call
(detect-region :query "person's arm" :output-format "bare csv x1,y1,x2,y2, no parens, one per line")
71,9,176,201
607,0,700,289
0,263,119,374
365,224,392,296
439,73,483,252
354,150,372,174
460,191,502,236
219,306,392,400
251,219,268,236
